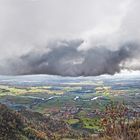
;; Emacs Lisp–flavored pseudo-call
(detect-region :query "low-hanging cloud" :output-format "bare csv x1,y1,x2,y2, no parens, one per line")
2,39,140,76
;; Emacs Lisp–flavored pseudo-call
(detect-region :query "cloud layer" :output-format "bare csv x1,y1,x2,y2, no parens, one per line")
0,0,140,76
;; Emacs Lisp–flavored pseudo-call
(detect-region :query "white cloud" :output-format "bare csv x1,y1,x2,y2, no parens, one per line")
0,0,140,76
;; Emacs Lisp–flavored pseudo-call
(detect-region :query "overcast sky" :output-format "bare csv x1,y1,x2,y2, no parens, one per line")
0,0,140,76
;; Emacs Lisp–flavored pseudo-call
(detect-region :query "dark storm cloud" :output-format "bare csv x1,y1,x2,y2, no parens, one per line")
4,40,140,76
